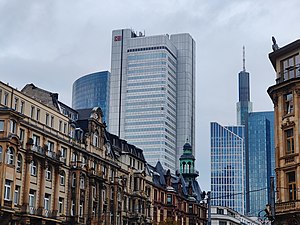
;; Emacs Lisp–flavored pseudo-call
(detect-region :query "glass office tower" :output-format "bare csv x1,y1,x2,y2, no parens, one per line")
248,111,275,216
211,122,245,214
109,29,195,172
72,71,110,124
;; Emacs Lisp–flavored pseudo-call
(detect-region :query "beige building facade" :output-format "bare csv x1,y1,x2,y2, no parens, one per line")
268,39,300,224
0,81,207,225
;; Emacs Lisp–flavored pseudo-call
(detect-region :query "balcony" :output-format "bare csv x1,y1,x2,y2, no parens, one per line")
276,200,300,214
31,145,60,161
276,64,300,84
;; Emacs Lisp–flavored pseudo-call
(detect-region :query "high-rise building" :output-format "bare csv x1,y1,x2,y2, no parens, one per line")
109,29,195,172
268,38,300,224
72,71,110,124
237,47,253,126
210,122,245,214
248,111,274,216
211,48,275,216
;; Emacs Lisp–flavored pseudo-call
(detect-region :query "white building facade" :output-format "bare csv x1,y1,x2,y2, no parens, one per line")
109,29,195,172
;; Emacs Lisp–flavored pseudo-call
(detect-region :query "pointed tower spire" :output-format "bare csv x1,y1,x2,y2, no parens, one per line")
243,45,246,72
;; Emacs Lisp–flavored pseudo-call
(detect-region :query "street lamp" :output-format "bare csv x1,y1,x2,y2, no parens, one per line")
201,191,211,225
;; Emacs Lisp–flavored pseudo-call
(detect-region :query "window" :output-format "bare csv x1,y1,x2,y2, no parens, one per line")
0,120,4,131
0,89,2,104
29,189,36,207
63,123,67,134
16,154,22,172
61,147,67,162
13,98,18,110
45,114,49,126
281,54,300,81
71,173,76,187
60,171,65,186
4,92,8,106
79,201,84,217
20,101,25,114
36,109,40,121
71,200,75,216
46,166,52,181
4,180,11,200
287,171,296,201
50,116,54,128
30,160,37,176
59,120,62,132
160,192,164,203
80,175,85,189
217,208,224,215
14,186,20,205
32,134,40,146
167,194,172,204
19,128,25,146
285,129,295,154
30,106,35,119
48,141,54,152
0,146,2,162
93,133,99,147
44,194,50,211
58,198,64,214
219,222,227,225
284,92,294,114
10,120,17,134
6,147,14,165
71,152,77,162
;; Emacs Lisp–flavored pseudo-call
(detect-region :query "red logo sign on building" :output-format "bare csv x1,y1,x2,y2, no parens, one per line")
114,36,122,41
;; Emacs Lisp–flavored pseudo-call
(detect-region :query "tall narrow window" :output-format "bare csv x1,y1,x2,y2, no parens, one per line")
30,106,35,119
19,128,25,148
20,101,25,114
30,160,37,176
59,198,64,214
36,109,40,121
71,200,75,216
287,171,296,201
0,146,2,162
4,92,8,106
14,185,20,205
46,166,52,181
44,194,50,211
45,114,49,126
60,171,65,186
48,141,54,152
63,123,67,134
79,201,84,217
4,180,12,200
6,147,14,165
14,98,18,111
10,120,16,134
285,129,295,154
80,175,85,189
16,154,22,172
29,189,36,211
72,173,76,187
284,92,294,114
32,134,40,147
59,120,62,132
50,116,54,128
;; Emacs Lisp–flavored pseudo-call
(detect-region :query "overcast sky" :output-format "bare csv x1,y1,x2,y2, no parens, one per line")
1,0,299,190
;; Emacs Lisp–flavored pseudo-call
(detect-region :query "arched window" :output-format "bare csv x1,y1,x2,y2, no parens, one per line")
71,173,76,187
182,162,186,173
60,171,65,186
80,175,85,189
30,160,37,176
0,146,2,162
93,131,99,147
187,162,191,173
46,166,52,181
16,154,22,172
6,147,14,165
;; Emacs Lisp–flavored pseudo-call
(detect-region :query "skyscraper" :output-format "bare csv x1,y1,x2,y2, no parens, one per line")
248,111,274,216
210,122,245,214
72,71,110,123
211,48,275,216
109,29,195,172
237,46,253,126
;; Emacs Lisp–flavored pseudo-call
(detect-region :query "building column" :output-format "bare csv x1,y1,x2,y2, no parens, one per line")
52,166,60,218
22,153,32,213
38,160,46,215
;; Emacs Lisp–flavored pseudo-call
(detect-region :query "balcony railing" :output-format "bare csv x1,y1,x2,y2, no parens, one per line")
31,145,59,161
276,200,300,213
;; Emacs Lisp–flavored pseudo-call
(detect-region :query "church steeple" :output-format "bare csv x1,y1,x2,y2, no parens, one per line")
179,142,198,180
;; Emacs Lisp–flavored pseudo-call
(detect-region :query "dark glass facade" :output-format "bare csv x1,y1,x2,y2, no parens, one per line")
248,111,274,216
72,71,110,124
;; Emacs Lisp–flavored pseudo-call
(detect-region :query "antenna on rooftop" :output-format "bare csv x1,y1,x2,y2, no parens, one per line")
243,46,246,72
